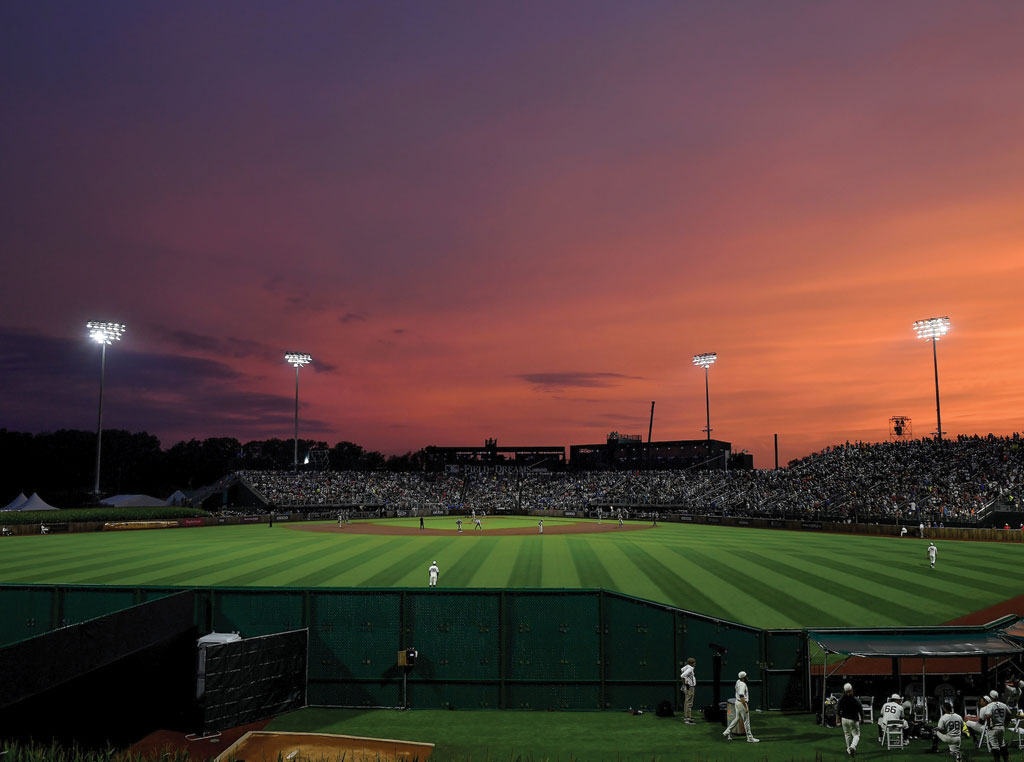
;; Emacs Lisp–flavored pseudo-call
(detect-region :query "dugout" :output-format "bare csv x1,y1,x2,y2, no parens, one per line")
808,619,1023,723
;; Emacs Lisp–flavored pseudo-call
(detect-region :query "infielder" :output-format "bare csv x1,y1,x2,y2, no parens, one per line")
474,517,482,531
837,682,862,758
929,701,964,761
679,657,697,724
428,560,439,587
618,515,624,528
722,670,759,742
538,519,544,534
456,518,463,533
928,542,937,569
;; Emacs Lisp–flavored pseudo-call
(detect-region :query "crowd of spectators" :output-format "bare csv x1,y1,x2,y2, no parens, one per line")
235,435,1023,525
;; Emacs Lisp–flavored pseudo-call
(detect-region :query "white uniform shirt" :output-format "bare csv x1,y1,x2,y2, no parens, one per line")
734,679,748,706
928,544,937,561
982,699,1010,727
680,664,696,687
937,712,963,737
428,563,439,578
879,700,904,725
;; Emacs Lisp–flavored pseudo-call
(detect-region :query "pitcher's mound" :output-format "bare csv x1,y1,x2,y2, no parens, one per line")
215,730,433,762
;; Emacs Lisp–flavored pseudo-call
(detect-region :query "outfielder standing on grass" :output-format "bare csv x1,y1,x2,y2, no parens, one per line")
838,682,861,758
679,657,697,724
723,670,759,743
428,560,439,587
928,542,938,568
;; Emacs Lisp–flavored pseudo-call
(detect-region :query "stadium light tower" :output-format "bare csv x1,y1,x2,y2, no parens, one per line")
692,353,717,444
285,352,313,471
913,317,950,441
87,322,126,498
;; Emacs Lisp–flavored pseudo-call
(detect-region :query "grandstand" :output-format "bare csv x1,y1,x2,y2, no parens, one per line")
222,436,1024,526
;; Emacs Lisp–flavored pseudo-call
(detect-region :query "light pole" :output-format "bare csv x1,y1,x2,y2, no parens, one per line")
87,322,126,498
284,353,312,471
913,317,950,441
692,353,717,445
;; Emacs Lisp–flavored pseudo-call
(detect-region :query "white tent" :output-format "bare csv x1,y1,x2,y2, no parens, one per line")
15,493,57,511
101,494,167,507
165,490,189,506
2,493,28,512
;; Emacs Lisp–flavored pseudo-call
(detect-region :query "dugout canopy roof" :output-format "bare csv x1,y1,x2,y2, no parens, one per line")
1000,619,1024,644
808,630,1023,658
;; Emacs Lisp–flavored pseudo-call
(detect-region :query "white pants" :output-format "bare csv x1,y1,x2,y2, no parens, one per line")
429,574,437,587
842,718,861,751
988,726,1006,749
726,702,753,738
935,730,960,754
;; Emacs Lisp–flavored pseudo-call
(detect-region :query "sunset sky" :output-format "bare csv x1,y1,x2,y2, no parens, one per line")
2,1,1023,468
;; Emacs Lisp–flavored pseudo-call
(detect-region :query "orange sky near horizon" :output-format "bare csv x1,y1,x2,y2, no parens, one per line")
1,2,1023,468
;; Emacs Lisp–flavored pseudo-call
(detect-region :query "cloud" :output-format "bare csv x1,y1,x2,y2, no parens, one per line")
0,327,328,444
517,372,642,393
339,312,367,324
156,327,275,360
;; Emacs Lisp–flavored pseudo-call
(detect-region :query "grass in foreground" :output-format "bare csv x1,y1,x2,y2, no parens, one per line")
266,707,1011,762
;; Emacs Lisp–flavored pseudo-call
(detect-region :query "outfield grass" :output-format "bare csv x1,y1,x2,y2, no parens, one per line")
0,518,1016,628
266,707,1010,762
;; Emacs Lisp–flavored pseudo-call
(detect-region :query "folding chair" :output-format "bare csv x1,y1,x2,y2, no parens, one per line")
859,695,874,723
883,720,905,750
913,696,926,722
963,697,979,717
1012,718,1024,750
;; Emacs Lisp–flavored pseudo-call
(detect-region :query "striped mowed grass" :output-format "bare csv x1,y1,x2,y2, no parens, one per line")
0,517,1012,628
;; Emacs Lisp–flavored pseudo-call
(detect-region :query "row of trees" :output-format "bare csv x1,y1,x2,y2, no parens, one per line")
0,429,429,507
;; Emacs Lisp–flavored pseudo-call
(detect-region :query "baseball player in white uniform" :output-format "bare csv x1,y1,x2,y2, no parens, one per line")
930,701,964,761
928,542,937,569
428,561,439,587
723,670,759,742
877,693,908,743
981,693,1011,762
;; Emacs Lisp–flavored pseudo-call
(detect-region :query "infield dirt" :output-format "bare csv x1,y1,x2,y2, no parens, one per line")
292,520,654,536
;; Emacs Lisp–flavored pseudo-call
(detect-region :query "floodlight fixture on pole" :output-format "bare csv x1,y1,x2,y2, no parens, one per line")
913,317,950,441
692,353,717,445
285,353,312,471
87,321,126,498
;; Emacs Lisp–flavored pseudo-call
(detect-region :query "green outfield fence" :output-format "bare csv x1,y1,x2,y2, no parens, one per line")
0,585,804,712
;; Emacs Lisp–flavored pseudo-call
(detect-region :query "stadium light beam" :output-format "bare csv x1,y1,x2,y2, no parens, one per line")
913,317,950,441
87,322,126,498
285,352,313,471
692,353,717,445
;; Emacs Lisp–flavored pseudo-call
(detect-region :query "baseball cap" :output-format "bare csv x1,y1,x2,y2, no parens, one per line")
843,683,853,692
990,690,999,699
738,671,747,679
891,693,901,700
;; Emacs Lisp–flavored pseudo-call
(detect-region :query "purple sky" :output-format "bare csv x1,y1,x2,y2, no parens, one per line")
3,1,1024,466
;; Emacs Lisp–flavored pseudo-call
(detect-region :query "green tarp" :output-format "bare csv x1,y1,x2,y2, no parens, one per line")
808,630,1022,658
